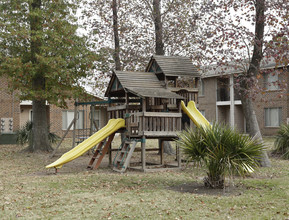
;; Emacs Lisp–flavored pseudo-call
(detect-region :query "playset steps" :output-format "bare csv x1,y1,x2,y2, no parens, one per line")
113,140,137,173
87,133,115,170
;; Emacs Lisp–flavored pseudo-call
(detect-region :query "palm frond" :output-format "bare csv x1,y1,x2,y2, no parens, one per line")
273,124,289,159
177,123,263,188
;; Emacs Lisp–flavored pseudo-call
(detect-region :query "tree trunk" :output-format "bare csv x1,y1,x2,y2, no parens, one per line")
112,0,126,143
240,0,270,167
28,0,51,152
153,0,165,55
112,0,121,70
152,0,173,154
28,100,52,152
240,96,271,167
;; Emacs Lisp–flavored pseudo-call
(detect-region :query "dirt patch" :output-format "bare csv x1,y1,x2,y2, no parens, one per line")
169,182,243,196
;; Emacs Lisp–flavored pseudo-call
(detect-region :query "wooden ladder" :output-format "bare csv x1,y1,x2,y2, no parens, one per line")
113,140,137,173
87,133,115,170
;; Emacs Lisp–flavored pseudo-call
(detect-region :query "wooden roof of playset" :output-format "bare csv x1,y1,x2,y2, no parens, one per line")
106,55,199,100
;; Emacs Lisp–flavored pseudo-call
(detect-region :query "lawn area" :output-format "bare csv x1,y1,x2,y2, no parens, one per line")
0,137,288,220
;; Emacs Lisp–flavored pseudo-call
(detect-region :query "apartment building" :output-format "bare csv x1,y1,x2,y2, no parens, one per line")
198,59,288,136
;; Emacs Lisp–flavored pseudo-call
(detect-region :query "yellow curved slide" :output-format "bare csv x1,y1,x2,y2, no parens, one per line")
181,100,211,128
46,118,125,169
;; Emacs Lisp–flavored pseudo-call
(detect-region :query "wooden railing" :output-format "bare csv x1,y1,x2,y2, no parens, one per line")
108,105,141,119
176,89,198,105
126,112,182,138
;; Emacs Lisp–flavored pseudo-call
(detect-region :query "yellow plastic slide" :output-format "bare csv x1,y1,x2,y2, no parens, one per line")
46,118,125,169
181,100,211,128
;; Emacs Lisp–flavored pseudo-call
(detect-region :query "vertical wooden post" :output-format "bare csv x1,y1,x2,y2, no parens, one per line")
72,99,78,148
142,97,146,112
108,96,112,119
123,91,129,134
160,139,164,165
125,92,129,112
177,143,181,168
141,136,146,171
90,104,94,136
177,99,182,167
141,97,146,171
108,96,112,165
109,146,112,166
229,75,235,128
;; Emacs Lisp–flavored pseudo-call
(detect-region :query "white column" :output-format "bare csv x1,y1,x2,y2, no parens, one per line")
230,75,235,128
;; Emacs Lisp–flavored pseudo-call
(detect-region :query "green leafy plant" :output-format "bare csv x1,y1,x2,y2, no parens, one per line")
273,124,289,159
16,121,60,146
176,123,263,188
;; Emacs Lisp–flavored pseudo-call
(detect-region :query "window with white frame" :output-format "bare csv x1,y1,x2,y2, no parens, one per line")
62,110,84,130
199,79,204,96
264,72,279,91
265,107,282,127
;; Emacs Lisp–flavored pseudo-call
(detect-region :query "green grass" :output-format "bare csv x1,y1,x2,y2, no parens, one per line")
0,138,288,219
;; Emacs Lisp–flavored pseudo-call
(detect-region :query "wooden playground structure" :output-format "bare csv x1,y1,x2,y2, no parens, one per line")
50,55,200,172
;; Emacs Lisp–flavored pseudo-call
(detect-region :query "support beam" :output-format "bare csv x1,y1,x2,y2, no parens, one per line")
72,100,78,148
160,140,164,165
177,143,181,168
141,136,146,171
87,133,116,170
90,105,95,136
230,75,235,128
50,118,76,158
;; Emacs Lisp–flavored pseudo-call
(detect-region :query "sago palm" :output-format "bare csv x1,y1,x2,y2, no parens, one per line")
177,123,263,188
16,121,60,147
273,124,289,159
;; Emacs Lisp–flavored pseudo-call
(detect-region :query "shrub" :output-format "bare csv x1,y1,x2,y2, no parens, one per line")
16,121,60,146
273,124,289,159
176,123,263,188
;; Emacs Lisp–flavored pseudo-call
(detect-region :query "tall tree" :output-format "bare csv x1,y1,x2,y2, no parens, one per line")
239,0,270,167
153,0,164,55
82,0,199,79
30,0,50,151
112,0,121,70
0,0,97,152
198,0,289,166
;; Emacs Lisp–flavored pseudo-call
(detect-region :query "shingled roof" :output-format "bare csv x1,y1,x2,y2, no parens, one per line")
105,71,184,99
146,55,200,77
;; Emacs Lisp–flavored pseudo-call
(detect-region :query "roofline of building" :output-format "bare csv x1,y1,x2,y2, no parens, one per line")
201,59,288,79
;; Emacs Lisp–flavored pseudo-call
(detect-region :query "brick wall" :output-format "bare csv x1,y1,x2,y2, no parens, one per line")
50,101,108,138
253,71,288,136
198,77,217,123
49,100,75,137
0,77,20,133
